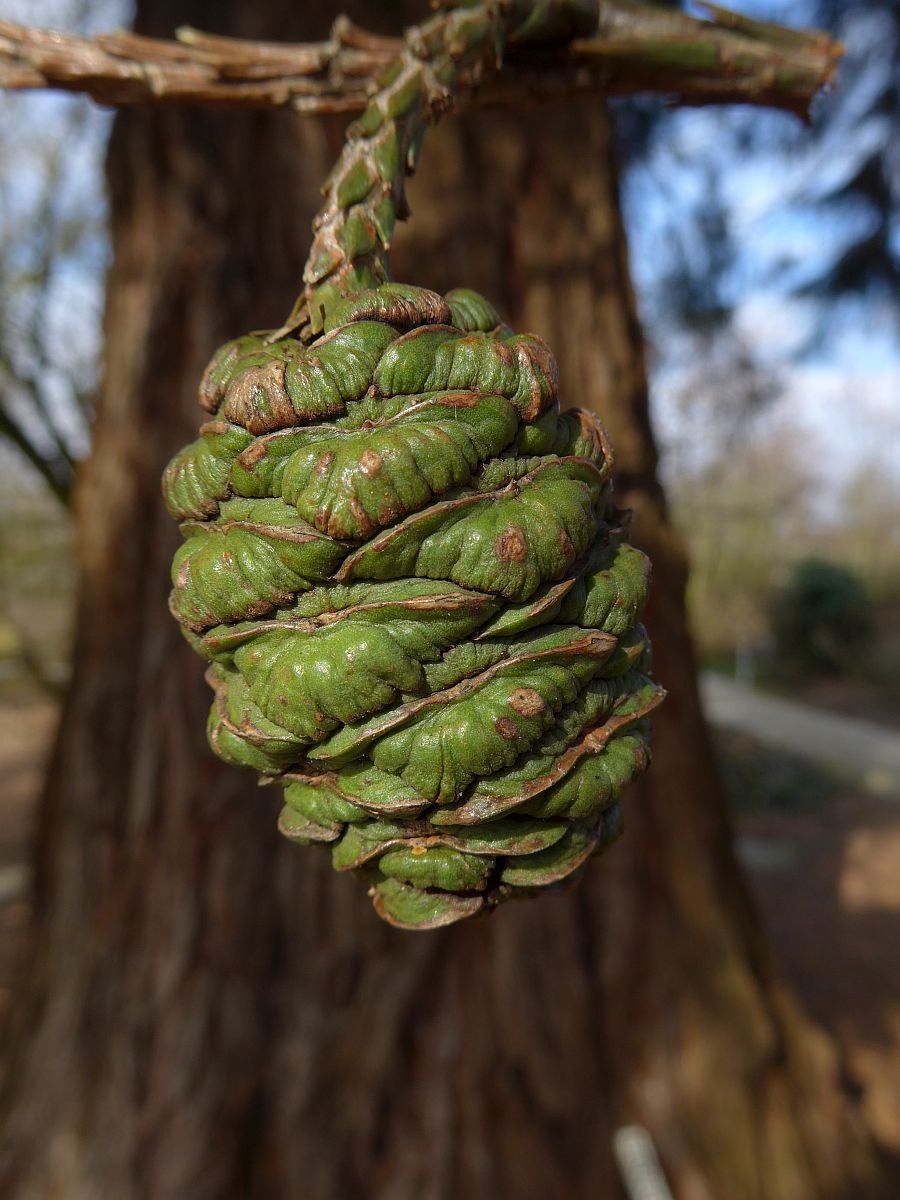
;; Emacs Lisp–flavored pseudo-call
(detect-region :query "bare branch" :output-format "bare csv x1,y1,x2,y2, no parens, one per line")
0,5,841,118
0,395,73,506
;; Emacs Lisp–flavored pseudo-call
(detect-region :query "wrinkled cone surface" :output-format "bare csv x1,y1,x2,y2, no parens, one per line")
163,283,663,928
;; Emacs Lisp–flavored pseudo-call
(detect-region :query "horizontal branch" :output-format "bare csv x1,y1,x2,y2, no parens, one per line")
0,4,840,118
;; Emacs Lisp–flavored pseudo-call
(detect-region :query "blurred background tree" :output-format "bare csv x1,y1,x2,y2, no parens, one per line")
0,0,116,688
617,0,900,694
0,1,898,1198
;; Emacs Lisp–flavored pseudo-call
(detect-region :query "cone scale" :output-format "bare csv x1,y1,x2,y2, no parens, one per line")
162,2,663,930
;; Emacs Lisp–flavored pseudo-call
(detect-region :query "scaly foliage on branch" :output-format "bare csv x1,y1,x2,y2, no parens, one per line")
0,4,840,116
293,0,588,336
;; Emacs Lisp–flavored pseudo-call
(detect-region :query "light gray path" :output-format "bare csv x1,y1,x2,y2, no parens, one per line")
700,672,900,797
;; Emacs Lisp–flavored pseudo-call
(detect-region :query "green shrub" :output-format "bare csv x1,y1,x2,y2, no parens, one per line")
770,557,875,676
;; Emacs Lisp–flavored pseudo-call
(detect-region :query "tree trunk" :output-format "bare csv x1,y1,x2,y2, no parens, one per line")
1,2,891,1198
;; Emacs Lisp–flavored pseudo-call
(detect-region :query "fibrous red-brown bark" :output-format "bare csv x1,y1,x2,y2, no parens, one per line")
0,2,891,1198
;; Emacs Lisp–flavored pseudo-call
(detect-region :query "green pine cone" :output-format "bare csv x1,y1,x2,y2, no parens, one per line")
164,283,663,929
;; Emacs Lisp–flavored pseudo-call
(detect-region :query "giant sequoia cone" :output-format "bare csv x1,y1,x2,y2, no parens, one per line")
163,282,663,928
